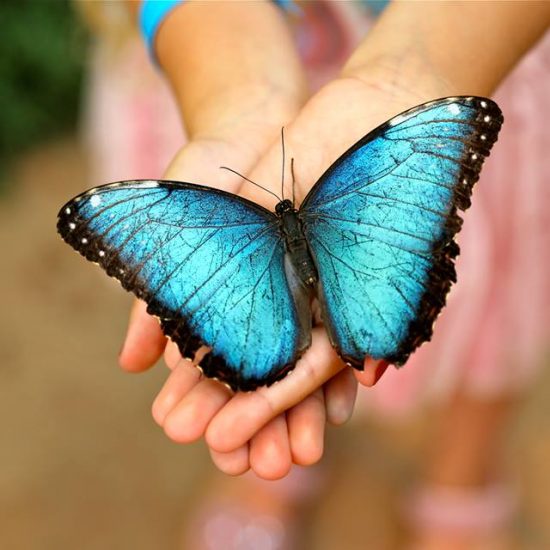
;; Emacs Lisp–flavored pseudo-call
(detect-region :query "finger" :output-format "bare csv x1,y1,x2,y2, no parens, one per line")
164,339,182,370
206,327,344,453
151,360,202,426
119,300,166,372
163,379,233,444
287,389,325,466
209,445,250,476
249,415,292,480
324,367,358,425
354,358,389,387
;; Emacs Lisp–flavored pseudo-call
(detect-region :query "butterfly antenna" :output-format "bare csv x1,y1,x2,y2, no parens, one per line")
280,127,286,202
290,157,296,207
219,166,281,202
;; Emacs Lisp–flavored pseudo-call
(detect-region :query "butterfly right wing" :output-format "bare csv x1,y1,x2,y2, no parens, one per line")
57,180,311,391
300,97,503,367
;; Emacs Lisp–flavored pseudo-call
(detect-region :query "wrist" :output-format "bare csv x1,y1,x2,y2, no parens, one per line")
154,1,306,139
343,1,550,100
341,54,457,108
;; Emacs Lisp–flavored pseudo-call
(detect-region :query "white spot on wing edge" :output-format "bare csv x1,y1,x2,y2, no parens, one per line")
65,207,71,215
388,113,413,127
90,195,102,207
447,104,461,116
139,180,160,188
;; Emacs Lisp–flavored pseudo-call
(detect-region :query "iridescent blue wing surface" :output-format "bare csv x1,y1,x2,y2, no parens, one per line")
300,96,503,367
57,181,311,391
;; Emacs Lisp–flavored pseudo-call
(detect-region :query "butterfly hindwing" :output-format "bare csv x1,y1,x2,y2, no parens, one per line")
300,96,503,366
58,181,310,391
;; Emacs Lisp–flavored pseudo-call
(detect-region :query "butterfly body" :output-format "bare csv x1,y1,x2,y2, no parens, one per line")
58,96,503,392
277,200,318,287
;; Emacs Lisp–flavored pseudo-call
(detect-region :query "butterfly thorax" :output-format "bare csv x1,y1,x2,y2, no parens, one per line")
276,200,318,287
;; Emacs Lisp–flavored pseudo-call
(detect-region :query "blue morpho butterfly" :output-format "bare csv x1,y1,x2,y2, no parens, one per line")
58,96,502,392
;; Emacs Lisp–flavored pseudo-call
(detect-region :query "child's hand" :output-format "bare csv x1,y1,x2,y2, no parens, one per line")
120,64,452,479
118,1,370,479
118,0,550,478
118,131,360,478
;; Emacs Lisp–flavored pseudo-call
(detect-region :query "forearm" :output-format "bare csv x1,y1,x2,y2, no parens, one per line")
143,1,306,140
344,0,550,97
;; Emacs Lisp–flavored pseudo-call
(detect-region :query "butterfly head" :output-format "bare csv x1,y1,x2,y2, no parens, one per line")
275,199,294,216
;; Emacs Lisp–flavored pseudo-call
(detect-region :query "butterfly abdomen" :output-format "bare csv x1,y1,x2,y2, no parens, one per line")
277,203,318,287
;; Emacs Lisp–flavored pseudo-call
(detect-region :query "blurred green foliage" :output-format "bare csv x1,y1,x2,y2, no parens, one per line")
0,0,87,184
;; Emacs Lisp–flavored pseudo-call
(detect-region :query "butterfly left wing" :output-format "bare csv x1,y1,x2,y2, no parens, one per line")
300,96,503,367
58,180,311,391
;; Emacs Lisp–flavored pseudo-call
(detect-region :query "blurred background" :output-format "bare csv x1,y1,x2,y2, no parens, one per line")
1,1,549,549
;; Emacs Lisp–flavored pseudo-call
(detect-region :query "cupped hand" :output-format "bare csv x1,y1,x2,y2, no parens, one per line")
120,66,450,479
118,110,362,478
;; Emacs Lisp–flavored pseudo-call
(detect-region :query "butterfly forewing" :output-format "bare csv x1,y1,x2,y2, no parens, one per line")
300,96,503,366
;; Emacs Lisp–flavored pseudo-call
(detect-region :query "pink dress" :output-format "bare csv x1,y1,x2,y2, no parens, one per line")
84,3,550,416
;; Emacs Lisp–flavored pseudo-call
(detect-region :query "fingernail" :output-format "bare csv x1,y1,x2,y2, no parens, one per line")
372,361,389,385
